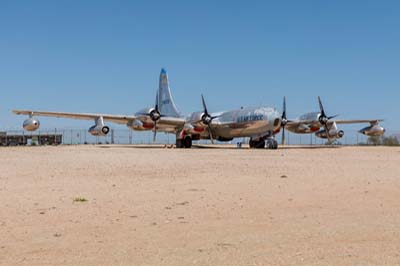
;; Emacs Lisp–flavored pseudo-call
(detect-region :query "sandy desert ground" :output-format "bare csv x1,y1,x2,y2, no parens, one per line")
0,145,400,266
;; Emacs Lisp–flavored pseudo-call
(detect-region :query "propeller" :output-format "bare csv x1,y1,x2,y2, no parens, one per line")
200,94,219,144
317,96,339,144
150,91,162,142
281,96,288,145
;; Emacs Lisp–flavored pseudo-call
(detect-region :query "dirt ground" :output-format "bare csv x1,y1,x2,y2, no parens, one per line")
0,145,399,266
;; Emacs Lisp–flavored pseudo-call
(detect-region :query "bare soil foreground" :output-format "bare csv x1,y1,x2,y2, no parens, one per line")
1,145,400,266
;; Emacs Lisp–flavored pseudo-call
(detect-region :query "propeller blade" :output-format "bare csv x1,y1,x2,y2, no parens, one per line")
282,96,286,120
281,96,287,145
207,125,214,144
201,94,217,144
155,90,159,111
153,121,157,142
201,94,208,115
318,96,326,117
328,114,339,120
324,124,332,144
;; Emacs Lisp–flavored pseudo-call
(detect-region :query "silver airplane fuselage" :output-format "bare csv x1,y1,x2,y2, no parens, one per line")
186,106,281,140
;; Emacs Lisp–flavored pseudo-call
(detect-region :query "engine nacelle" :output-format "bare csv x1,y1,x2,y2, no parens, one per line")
88,125,110,136
23,118,40,131
315,129,344,139
186,112,206,126
359,125,385,136
127,120,146,131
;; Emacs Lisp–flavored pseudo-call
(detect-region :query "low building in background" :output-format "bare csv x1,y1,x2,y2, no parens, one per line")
0,132,62,146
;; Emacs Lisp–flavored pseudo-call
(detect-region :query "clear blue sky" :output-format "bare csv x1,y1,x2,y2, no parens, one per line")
1,0,399,132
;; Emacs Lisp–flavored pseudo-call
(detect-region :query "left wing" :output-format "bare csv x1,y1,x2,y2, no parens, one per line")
12,109,186,128
12,110,135,124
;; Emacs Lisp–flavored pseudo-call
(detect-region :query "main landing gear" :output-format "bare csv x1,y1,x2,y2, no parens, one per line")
266,138,278,149
176,135,192,149
249,137,278,149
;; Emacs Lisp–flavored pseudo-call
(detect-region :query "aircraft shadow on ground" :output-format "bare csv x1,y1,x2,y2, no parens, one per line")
98,144,233,149
97,144,341,150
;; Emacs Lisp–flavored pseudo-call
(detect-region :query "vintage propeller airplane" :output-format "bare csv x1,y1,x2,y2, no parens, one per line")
13,69,385,148
13,69,282,149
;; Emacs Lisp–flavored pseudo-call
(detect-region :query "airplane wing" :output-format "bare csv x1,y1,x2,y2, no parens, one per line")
12,109,186,127
285,120,318,127
12,110,135,124
333,119,383,125
286,119,383,127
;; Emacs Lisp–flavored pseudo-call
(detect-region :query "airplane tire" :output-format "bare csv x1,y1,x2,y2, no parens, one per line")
184,136,192,148
266,139,278,149
255,140,265,149
249,139,265,149
176,139,184,148
249,140,255,148
272,140,278,149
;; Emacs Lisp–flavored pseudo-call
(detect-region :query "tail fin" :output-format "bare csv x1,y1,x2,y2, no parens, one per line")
157,68,180,117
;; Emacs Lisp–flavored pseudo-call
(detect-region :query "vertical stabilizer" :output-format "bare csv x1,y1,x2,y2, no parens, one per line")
157,68,180,117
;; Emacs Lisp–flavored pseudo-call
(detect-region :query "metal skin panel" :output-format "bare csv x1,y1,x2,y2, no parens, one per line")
210,107,280,139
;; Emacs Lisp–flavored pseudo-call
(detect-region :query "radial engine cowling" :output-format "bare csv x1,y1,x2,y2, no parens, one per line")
186,112,206,126
23,118,40,131
315,129,344,139
359,125,385,136
88,125,110,136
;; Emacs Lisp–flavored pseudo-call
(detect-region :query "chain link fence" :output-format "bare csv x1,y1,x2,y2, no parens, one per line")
2,128,399,146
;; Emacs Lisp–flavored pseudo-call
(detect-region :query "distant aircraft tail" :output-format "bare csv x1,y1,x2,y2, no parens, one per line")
157,68,180,117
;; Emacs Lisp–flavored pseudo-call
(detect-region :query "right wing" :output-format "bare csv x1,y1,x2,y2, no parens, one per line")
334,119,384,125
286,119,384,128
